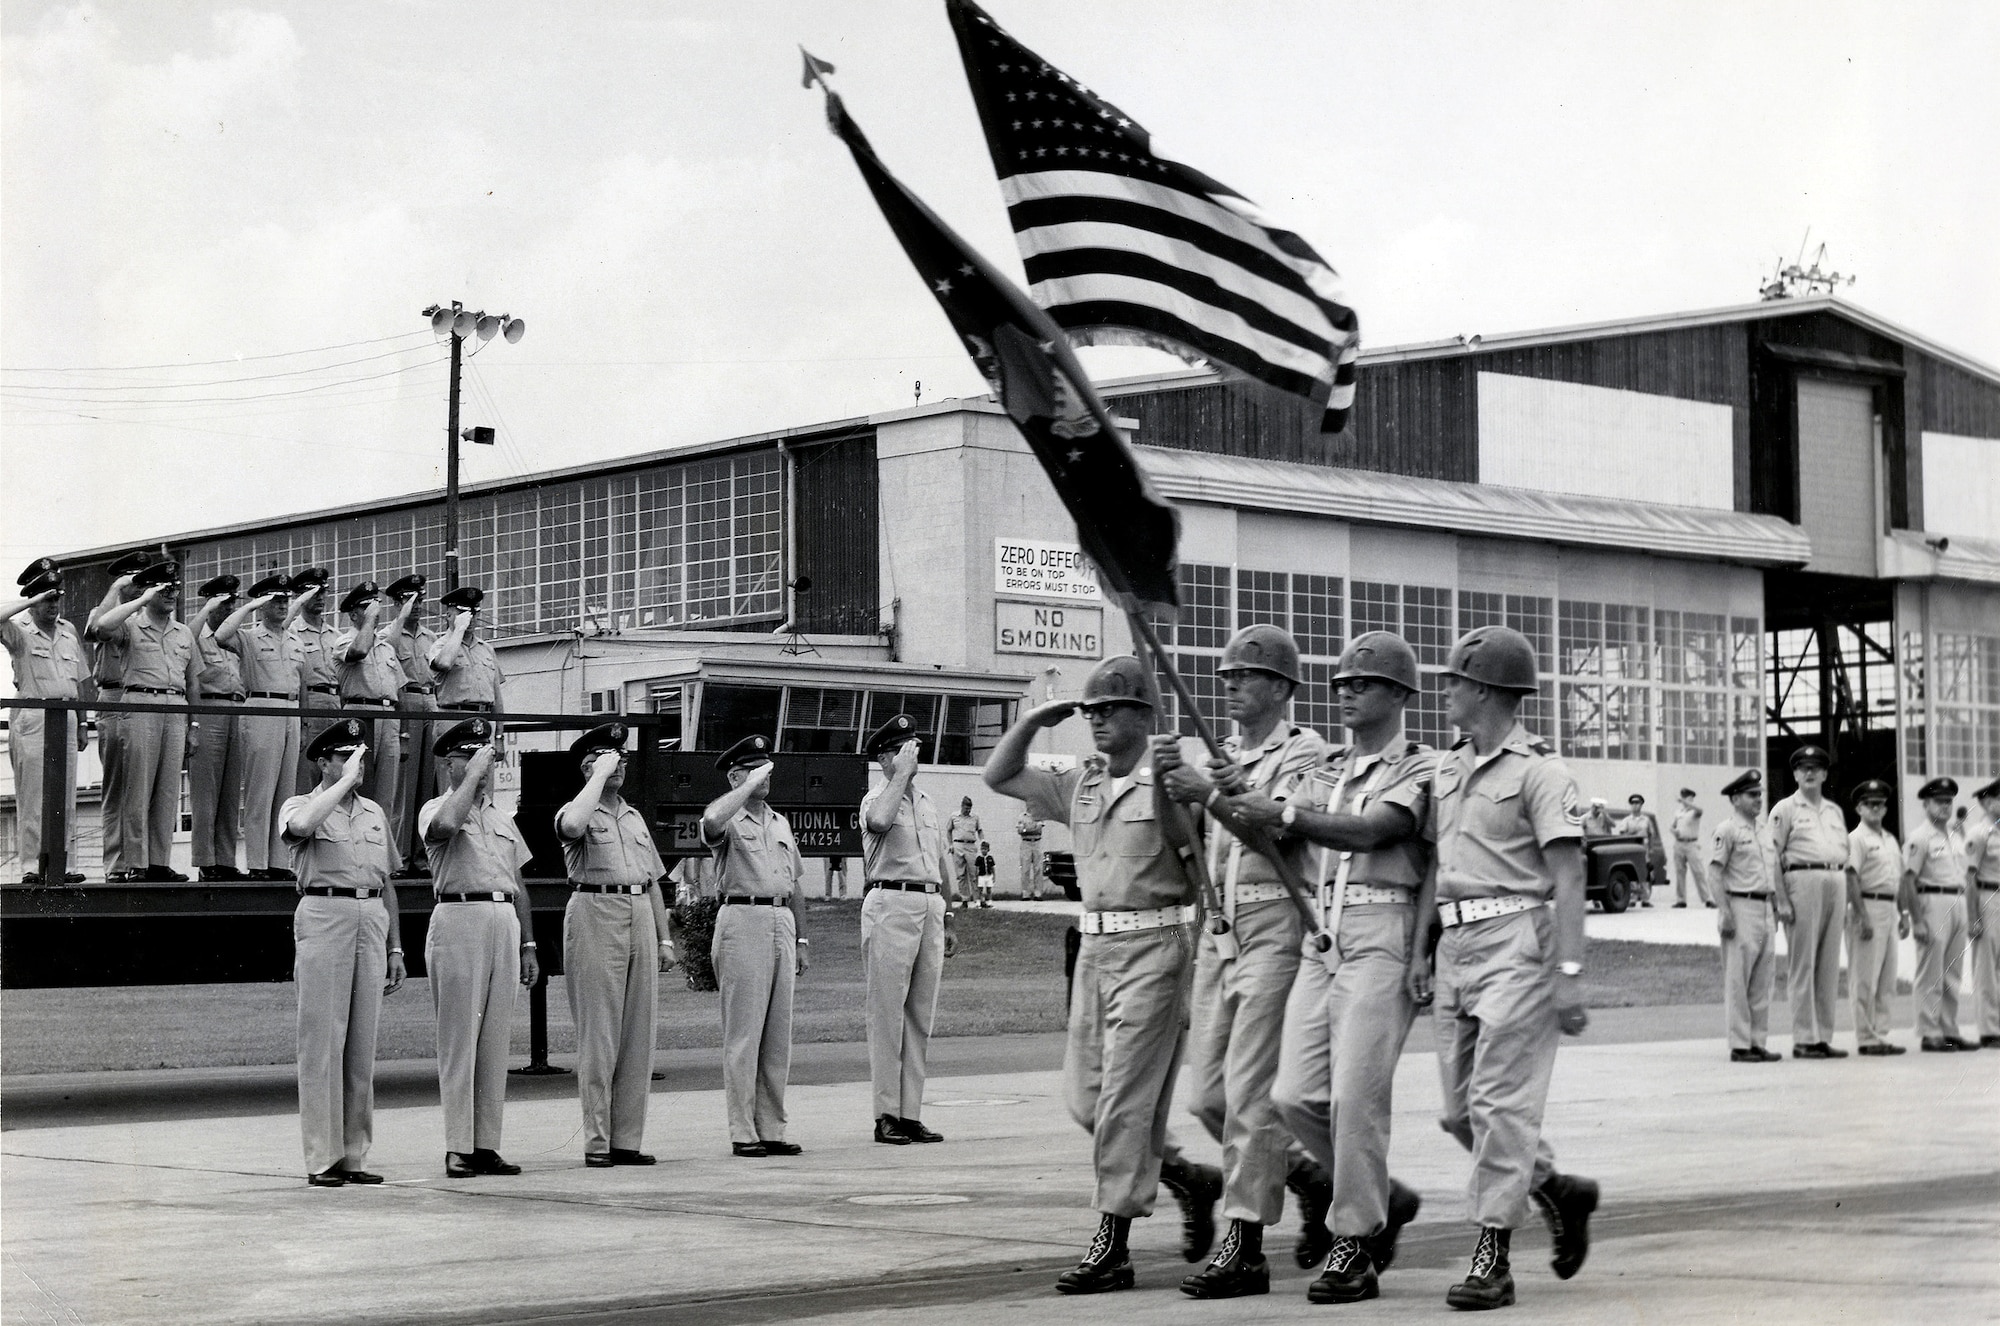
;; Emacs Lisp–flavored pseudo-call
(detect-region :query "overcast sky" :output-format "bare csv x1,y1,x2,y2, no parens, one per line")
4,0,1996,567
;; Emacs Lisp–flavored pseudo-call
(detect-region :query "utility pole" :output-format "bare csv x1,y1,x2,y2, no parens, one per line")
422,302,524,592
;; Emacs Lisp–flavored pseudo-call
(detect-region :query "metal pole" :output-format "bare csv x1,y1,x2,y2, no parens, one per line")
39,699,71,885
511,968,568,1075
444,321,463,593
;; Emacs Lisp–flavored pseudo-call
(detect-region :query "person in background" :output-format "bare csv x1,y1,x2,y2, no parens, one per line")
1670,788,1709,907
825,855,848,899
2,560,89,884
1018,811,1045,900
1906,777,1975,1053
88,551,156,881
1711,770,1783,1063
974,840,996,908
188,575,248,881
1844,780,1908,1056
948,796,983,903
288,568,340,795
1965,778,2000,1048
1616,795,1663,907
1581,798,1617,838
385,574,437,875
217,575,307,882
1769,746,1850,1059
86,560,197,882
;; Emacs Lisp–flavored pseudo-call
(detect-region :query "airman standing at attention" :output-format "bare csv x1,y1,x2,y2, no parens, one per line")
557,722,674,1168
1711,769,1784,1062
1018,811,1045,899
286,717,405,1187
1152,623,1325,1300
1906,777,1976,1053
701,734,809,1158
385,575,437,874
189,575,248,881
1210,632,1431,1305
421,717,537,1178
948,796,983,903
217,575,307,880
1967,778,2000,1048
431,586,506,731
87,560,198,883
1768,746,1850,1059
1845,780,1908,1056
2,560,89,884
984,656,1200,1297
85,552,155,881
858,714,955,1147
1669,788,1708,907
288,568,340,794
335,581,404,820
1409,626,1598,1312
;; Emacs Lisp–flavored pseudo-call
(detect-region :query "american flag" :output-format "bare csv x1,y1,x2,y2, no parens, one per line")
944,0,1360,433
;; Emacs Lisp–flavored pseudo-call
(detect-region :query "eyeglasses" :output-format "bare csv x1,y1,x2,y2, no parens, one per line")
1333,678,1380,696
1077,702,1141,719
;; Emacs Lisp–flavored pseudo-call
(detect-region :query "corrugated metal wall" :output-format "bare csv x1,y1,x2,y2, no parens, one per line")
790,429,880,635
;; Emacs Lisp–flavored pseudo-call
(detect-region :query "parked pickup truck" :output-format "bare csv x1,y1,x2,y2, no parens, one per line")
1584,833,1651,912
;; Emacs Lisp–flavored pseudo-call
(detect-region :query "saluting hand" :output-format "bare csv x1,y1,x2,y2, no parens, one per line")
342,744,368,785
1024,698,1078,728
453,608,473,630
136,584,164,607
591,751,621,782
29,588,59,607
891,739,920,778
296,584,323,605
245,593,277,612
743,760,775,796
385,951,406,995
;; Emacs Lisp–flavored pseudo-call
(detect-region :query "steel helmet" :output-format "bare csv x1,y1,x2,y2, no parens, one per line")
1334,631,1420,693
1081,655,1154,708
1219,624,1301,684
1443,625,1539,694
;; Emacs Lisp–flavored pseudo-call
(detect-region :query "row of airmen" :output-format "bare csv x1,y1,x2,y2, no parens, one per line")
3,554,503,884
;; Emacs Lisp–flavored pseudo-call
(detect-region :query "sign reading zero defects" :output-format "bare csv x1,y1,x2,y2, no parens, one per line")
995,537,1103,602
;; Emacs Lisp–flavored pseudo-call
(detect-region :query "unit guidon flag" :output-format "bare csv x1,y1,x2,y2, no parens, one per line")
944,0,1360,434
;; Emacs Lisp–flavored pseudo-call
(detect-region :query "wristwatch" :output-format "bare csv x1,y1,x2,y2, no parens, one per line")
1557,960,1583,978
1280,803,1298,829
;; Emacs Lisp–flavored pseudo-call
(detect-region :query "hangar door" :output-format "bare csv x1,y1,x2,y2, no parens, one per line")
1795,378,1880,577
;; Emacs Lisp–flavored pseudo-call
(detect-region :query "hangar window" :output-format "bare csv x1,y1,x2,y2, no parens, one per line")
1459,592,1555,740
1658,610,1730,765
1933,633,2000,777
1559,601,1654,762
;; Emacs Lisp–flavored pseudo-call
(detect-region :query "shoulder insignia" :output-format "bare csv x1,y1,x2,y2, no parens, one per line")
1451,734,1472,750
1528,737,1554,755
1561,781,1586,826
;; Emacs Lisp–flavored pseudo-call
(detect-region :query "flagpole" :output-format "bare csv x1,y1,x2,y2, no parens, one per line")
1126,609,1331,953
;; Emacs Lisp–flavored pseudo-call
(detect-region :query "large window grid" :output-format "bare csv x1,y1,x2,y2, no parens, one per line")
1164,565,1345,739
1932,633,2000,777
1557,601,1652,762
1458,592,1555,739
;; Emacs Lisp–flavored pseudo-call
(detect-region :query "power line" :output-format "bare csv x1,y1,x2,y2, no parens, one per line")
0,355,446,409
0,410,439,459
0,342,442,394
0,330,432,374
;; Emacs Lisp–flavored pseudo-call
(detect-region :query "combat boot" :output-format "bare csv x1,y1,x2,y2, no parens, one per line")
1445,1226,1514,1310
1179,1219,1269,1299
1363,1178,1423,1272
1307,1235,1378,1304
1529,1171,1599,1279
1158,1155,1223,1262
1056,1214,1134,1295
1286,1160,1334,1269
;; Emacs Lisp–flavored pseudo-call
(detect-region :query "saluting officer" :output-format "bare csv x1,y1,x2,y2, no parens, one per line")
1152,624,1324,1298
288,568,340,794
2,560,89,883
1845,780,1909,1056
1966,778,2000,1048
858,713,955,1147
217,575,307,880
421,717,536,1177
1411,626,1598,1312
335,581,404,819
86,560,197,882
1769,745,1851,1058
385,574,438,872
1669,788,1708,906
702,734,809,1157
285,718,406,1186
88,552,155,880
984,656,1200,1297
1711,769,1783,1062
189,575,248,881
557,722,674,1167
1906,777,1976,1052
431,586,506,727
1224,632,1429,1305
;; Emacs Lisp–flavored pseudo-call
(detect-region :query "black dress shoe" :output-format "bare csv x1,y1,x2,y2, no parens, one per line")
143,865,189,882
307,1168,346,1187
1731,1047,1771,1062
608,1148,658,1165
445,1152,479,1178
1793,1042,1832,1059
18,871,43,885
1945,1036,1980,1051
1920,1037,1958,1052
759,1139,803,1156
104,869,141,882
1983,1036,2000,1049
1755,1046,1783,1062
1158,1156,1223,1262
1857,1043,1905,1056
470,1149,521,1175
1179,1221,1270,1299
1307,1236,1378,1304
585,1153,616,1168
334,1165,384,1184
1364,1179,1423,1272
1819,1042,1849,1058
732,1141,769,1158
1530,1172,1597,1280
874,1114,913,1145
63,871,87,884
1446,1227,1515,1310
896,1117,943,1143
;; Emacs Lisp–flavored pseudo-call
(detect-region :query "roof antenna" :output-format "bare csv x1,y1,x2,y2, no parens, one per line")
1759,229,1857,301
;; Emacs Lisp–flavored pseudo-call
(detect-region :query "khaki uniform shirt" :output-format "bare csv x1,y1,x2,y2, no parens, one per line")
948,812,983,848
1769,793,1850,871
291,618,341,691
703,802,804,896
1295,736,1433,890
557,796,666,887
1968,816,2000,887
1,615,85,699
1017,756,1194,913
1904,820,1965,892
1710,813,1774,895
419,795,529,895
336,626,404,702
106,614,195,692
860,781,949,885
396,625,440,692
1017,814,1042,843
282,793,399,887
433,636,503,706
195,625,245,698
1208,723,1325,899
231,620,303,697
1429,723,1583,902
1671,806,1702,843
1848,824,1902,898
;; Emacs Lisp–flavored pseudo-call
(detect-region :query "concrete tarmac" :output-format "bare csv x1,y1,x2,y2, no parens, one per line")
3,1025,1995,1325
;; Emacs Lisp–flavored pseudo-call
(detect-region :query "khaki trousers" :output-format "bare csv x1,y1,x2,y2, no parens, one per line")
294,895,387,1175
1672,841,1708,904
121,710,187,870
188,704,244,869
1848,898,1900,1048
1185,899,1302,1226
428,901,520,1153
564,891,660,1154
950,846,978,898
1021,841,1043,898
1723,896,1777,1050
1914,893,1967,1041
1784,870,1845,1045
9,708,77,870
98,708,130,873
1434,907,1560,1230
1065,923,1194,1219
1973,889,2000,1039
1273,904,1418,1237
712,904,796,1144
861,887,945,1120
238,708,300,871
395,694,437,863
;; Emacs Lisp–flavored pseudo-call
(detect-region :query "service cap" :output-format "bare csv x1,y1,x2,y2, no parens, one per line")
247,573,291,599
132,561,180,590
197,574,241,599
338,580,382,614
1789,744,1831,770
306,717,369,762
1850,778,1893,805
1721,769,1763,798
1917,776,1959,802
1679,787,1697,799
1973,777,2000,802
1444,625,1539,694
21,571,61,598
1219,623,1302,684
1334,630,1419,693
864,713,922,757
290,566,330,592
716,733,773,771
106,551,154,578
1079,655,1154,710
433,717,493,758
16,557,58,587
1628,794,1646,805
571,721,628,756
439,586,484,611
384,573,427,600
